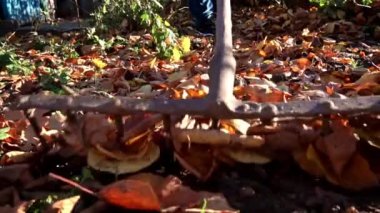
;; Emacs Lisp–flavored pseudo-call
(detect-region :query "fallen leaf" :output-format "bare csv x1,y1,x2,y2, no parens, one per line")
0,127,10,140
222,148,271,164
87,142,160,174
315,120,357,176
0,164,33,188
46,196,80,213
92,58,107,69
339,153,378,190
180,36,191,53
0,151,36,165
171,47,182,62
128,173,236,211
99,179,161,211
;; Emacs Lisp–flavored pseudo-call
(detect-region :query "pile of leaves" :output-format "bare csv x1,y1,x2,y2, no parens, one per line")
0,2,380,212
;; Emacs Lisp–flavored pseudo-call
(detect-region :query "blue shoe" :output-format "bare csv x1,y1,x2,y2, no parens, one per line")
188,0,216,36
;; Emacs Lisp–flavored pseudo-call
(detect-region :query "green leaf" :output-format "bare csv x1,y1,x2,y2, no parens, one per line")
140,12,151,26
0,127,10,140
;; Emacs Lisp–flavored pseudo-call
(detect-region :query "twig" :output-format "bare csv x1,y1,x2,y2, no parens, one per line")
352,0,371,8
61,84,79,96
184,208,237,213
49,173,96,196
166,6,188,21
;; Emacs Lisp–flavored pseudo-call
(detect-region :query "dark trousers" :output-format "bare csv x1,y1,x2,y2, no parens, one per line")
188,0,216,27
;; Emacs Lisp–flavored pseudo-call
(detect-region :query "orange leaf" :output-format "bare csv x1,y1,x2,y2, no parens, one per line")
325,86,334,95
99,180,161,211
296,57,311,69
186,89,206,99
339,153,378,190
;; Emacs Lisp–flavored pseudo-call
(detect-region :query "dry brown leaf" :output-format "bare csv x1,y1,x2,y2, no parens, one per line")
128,173,236,211
0,164,33,188
315,120,357,176
222,148,271,164
295,138,378,190
174,146,217,180
339,153,378,190
0,151,36,165
351,71,380,85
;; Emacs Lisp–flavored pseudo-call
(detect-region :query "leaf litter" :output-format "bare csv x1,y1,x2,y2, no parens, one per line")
1,2,380,212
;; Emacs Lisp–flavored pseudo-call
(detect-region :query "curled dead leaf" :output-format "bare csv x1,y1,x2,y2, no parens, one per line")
0,151,36,165
339,153,378,190
222,148,271,164
295,141,378,190
315,120,357,176
87,142,160,174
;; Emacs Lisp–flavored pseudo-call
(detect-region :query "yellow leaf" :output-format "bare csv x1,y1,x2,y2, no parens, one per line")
149,57,157,69
171,47,181,62
92,58,107,69
180,36,191,53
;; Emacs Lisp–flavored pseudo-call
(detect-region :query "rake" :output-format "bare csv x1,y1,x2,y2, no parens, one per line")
7,0,380,120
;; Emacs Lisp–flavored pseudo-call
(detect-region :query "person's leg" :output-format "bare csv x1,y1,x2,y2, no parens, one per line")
188,0,216,34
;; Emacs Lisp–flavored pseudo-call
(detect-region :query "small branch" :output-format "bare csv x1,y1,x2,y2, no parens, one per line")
49,173,96,196
184,208,236,213
166,7,188,21
352,0,371,8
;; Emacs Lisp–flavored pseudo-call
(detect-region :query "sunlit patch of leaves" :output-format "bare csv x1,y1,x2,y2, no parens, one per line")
26,194,59,213
38,67,70,94
91,0,185,59
309,0,373,7
5,56,35,76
